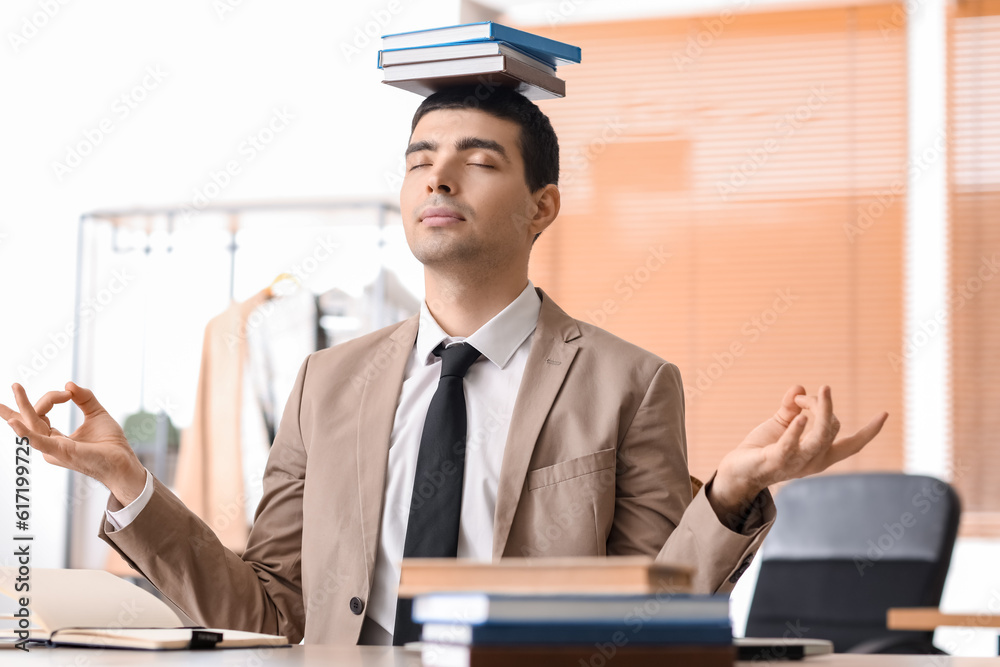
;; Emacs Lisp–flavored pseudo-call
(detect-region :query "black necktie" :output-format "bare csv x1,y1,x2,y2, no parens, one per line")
392,342,481,645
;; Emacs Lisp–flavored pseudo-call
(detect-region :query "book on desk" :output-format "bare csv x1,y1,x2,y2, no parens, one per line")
400,557,737,666
0,567,288,650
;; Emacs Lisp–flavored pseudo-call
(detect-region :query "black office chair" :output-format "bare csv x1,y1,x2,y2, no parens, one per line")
745,473,961,654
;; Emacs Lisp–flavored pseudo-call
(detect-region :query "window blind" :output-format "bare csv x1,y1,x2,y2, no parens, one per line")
525,4,907,481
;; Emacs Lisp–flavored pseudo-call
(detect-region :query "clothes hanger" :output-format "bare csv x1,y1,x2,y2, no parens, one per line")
263,272,300,300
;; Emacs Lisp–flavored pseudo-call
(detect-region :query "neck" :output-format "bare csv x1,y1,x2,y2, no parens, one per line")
424,266,529,337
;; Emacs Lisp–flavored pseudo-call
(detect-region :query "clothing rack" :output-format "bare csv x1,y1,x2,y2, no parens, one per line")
66,198,404,569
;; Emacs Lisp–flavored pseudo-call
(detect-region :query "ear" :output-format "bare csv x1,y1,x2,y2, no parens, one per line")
528,184,560,237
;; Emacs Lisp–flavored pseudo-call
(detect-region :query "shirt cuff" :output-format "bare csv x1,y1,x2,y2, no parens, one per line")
704,472,770,535
105,468,154,531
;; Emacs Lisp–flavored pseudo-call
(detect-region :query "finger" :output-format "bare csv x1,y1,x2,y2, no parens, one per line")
12,384,45,430
829,414,842,440
794,391,841,437
34,390,73,417
768,412,810,475
794,394,817,410
0,401,18,421
815,385,834,442
6,417,66,460
823,412,889,467
774,385,806,427
65,382,109,419
795,416,833,464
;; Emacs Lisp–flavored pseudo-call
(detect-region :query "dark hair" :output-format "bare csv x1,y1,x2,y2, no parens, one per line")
410,85,560,193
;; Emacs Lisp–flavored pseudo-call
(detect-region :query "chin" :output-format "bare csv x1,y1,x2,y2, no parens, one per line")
411,238,482,266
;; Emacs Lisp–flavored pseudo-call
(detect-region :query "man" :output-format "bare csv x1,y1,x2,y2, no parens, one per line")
2,85,888,646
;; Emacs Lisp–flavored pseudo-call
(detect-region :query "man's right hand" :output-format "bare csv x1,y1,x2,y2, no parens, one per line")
1,382,147,506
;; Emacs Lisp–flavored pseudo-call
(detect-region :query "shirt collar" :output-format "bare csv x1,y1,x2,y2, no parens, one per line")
415,280,541,370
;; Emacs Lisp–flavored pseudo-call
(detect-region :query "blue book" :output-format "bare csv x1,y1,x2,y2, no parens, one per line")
413,592,730,625
421,619,733,647
381,21,581,66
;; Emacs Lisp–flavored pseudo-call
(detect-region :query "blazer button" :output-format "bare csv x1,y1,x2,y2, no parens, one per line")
349,597,365,615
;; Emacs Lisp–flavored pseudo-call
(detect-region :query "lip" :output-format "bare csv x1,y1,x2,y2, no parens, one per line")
420,207,465,227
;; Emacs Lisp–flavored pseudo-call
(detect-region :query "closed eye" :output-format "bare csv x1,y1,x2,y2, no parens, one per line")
408,162,494,171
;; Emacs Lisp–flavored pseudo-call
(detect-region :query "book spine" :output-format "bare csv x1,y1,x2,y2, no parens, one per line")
494,56,565,96
424,621,733,647
497,44,556,75
413,596,729,625
422,644,737,667
415,609,730,625
380,23,490,51
376,44,555,74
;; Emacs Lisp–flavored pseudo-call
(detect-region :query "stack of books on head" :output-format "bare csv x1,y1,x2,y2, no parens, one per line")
378,21,581,100
399,557,736,667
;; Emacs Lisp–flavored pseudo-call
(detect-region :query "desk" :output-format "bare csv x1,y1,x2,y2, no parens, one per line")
4,646,1000,666
888,608,1000,654
888,608,1000,631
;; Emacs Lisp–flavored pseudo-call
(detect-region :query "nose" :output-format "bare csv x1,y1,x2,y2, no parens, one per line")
425,161,456,195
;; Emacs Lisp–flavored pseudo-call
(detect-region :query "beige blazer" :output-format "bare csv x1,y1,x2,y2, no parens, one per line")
100,287,775,645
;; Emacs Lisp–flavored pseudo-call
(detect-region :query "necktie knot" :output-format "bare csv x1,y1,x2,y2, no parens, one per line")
434,342,481,379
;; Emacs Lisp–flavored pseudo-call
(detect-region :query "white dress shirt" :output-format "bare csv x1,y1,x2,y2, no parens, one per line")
107,280,542,638
366,280,540,634
106,467,154,530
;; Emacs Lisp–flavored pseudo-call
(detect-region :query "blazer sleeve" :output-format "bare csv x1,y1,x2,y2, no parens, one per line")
98,354,313,643
606,362,776,594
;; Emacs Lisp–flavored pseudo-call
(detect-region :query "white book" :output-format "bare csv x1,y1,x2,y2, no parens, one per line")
413,592,728,625
379,42,556,75
45,627,290,650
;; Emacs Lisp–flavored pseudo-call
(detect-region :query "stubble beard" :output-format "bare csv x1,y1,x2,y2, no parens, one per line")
411,229,508,280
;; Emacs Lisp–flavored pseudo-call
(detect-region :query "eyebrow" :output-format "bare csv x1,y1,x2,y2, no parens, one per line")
405,136,511,163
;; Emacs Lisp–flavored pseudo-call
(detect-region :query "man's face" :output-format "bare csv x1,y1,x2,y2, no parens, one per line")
400,107,542,273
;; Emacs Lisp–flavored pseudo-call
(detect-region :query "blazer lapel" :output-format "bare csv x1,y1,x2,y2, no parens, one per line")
356,315,419,587
492,288,582,560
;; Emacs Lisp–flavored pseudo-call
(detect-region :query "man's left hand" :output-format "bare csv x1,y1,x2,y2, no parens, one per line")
709,385,889,526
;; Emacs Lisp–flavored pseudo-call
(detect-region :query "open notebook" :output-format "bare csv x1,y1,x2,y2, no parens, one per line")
0,567,288,650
